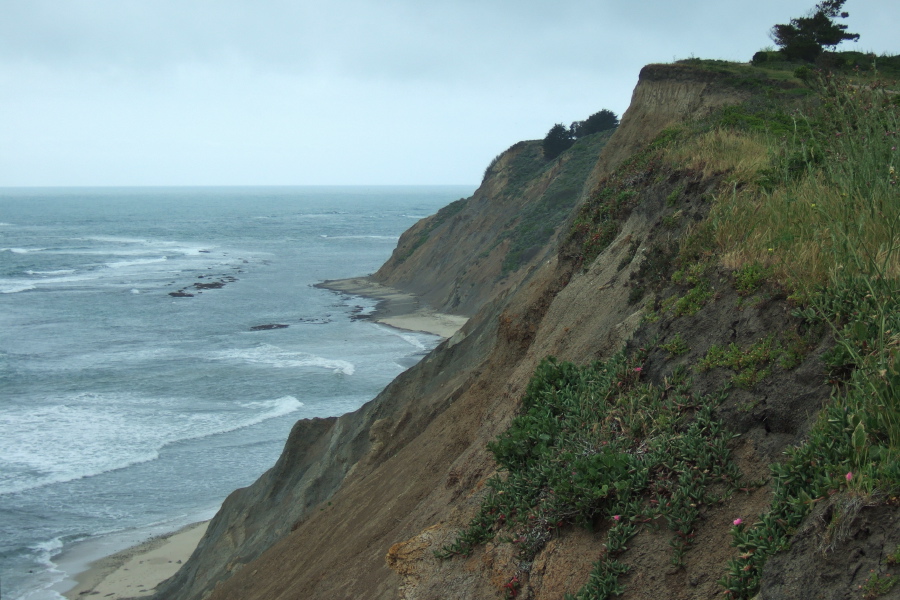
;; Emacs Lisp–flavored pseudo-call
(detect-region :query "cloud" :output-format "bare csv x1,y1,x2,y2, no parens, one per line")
1,0,898,185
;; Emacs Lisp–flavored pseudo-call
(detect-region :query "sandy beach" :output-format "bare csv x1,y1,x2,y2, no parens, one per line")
317,277,468,339
58,279,461,599
63,521,208,599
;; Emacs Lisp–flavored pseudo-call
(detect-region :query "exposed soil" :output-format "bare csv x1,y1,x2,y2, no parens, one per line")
761,500,900,600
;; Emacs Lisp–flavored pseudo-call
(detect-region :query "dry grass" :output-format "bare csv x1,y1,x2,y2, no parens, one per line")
665,128,770,181
713,165,900,295
701,80,900,296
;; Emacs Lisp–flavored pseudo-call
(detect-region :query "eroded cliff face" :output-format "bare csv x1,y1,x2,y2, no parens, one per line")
373,130,612,316
156,63,807,600
584,63,750,191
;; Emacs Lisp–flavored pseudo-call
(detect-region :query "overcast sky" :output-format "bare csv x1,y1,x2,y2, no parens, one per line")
1,0,897,187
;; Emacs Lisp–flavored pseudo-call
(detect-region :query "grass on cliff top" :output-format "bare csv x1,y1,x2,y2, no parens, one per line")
448,67,900,599
676,50,900,91
669,70,900,598
710,73,900,295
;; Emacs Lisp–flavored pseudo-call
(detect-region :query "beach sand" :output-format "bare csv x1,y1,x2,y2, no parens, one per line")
317,277,468,339
63,521,208,600
60,279,462,599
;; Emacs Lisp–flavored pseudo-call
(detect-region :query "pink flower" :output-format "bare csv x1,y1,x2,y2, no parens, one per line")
733,518,743,526
633,367,643,372
613,515,621,522
846,471,853,482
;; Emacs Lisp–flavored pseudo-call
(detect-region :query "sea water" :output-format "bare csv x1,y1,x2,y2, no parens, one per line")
0,186,473,600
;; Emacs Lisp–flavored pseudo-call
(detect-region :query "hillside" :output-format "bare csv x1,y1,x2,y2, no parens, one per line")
155,55,900,600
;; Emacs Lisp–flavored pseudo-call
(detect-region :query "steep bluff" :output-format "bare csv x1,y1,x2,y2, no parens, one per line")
155,61,877,600
372,129,612,315
156,61,752,600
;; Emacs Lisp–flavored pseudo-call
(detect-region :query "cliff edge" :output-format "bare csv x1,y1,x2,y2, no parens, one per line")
156,58,900,600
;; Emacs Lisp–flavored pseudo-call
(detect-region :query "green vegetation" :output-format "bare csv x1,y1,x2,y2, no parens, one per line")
569,128,683,268
861,570,897,599
499,141,546,200
711,74,900,598
395,198,468,263
659,332,689,357
502,131,613,274
542,109,619,160
770,0,859,62
437,354,743,599
542,124,575,161
572,63,898,598
698,335,785,390
732,263,770,296
447,44,899,599
570,109,620,139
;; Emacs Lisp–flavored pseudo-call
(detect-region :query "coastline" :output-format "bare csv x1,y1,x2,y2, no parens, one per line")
61,521,209,600
55,279,462,600
316,277,468,339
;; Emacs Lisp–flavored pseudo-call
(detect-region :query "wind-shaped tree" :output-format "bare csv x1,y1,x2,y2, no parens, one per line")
541,124,574,160
771,0,860,62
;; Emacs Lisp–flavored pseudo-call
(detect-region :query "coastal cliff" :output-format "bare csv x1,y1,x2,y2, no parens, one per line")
156,57,900,600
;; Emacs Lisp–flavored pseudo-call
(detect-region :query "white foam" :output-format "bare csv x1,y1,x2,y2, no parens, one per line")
1,272,103,294
375,324,429,351
105,256,168,269
56,237,218,259
0,280,37,294
2,247,45,254
236,396,304,427
12,539,69,600
210,344,356,375
0,393,304,496
85,235,150,244
24,269,77,276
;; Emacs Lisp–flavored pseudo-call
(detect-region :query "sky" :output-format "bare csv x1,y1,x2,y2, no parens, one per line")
1,1,898,187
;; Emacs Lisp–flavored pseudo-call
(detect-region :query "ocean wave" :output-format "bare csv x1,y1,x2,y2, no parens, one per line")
235,396,304,427
210,344,356,375
0,281,37,294
85,235,150,244
15,536,69,600
61,237,218,258
0,394,303,497
2,247,45,254
24,269,77,276
320,235,400,241
375,324,429,351
0,272,103,293
105,257,168,269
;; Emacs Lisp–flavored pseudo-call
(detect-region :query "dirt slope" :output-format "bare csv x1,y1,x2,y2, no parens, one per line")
155,62,848,600
373,130,611,316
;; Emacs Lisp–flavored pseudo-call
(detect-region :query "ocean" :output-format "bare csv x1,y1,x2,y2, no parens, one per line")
0,185,473,600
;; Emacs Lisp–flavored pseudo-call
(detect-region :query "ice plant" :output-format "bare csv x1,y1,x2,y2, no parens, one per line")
733,518,743,526
846,471,853,482
613,514,621,522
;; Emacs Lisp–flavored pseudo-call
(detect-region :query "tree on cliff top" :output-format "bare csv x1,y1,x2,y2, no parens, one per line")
771,0,860,62
543,109,620,160
542,123,574,160
570,109,620,138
